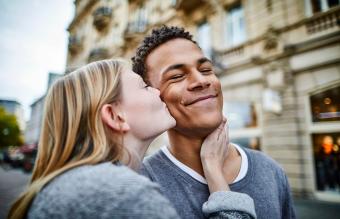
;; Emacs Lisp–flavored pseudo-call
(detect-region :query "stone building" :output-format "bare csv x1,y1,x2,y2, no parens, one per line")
66,0,340,201
25,73,62,145
24,96,45,145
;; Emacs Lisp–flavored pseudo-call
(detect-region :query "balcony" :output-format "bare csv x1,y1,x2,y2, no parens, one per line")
175,0,205,13
88,48,110,62
305,6,340,34
93,6,113,31
128,0,145,4
212,45,245,70
68,35,83,55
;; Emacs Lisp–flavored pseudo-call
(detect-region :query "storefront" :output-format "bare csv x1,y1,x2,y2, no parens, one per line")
309,84,340,199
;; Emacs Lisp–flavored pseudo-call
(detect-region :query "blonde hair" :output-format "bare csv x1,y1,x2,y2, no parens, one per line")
8,59,127,219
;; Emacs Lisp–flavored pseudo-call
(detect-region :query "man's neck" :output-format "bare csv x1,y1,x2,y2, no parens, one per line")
167,129,205,176
167,129,242,183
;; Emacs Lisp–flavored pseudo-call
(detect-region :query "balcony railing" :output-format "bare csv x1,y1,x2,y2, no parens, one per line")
176,0,204,13
88,48,110,62
93,6,113,31
305,6,340,34
212,45,245,70
128,0,145,4
68,36,83,55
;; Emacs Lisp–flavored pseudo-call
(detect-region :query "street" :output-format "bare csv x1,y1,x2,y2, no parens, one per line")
0,165,30,219
294,198,340,219
0,165,339,219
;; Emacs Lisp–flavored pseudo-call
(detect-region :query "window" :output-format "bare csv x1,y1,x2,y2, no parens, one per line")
305,0,340,16
223,102,257,129
128,7,148,33
308,84,340,198
310,86,340,123
312,133,340,194
223,102,261,150
137,7,148,32
224,4,246,47
170,0,177,7
197,21,212,58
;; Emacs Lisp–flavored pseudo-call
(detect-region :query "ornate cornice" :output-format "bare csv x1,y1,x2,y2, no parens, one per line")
68,0,97,32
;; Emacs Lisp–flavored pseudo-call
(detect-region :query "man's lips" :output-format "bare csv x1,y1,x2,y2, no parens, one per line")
185,94,218,106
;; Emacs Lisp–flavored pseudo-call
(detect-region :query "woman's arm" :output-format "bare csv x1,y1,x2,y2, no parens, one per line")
200,118,257,219
200,118,230,193
202,191,256,219
131,179,256,219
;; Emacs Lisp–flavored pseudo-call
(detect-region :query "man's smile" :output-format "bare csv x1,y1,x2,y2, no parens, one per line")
184,94,218,106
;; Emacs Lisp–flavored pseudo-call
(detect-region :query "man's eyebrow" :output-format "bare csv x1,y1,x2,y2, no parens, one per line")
161,58,212,76
161,64,184,75
197,57,212,65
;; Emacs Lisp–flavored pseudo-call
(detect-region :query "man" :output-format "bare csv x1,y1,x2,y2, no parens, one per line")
132,26,296,219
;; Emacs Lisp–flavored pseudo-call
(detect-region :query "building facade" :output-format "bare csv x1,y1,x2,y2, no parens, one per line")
24,73,62,145
24,96,45,145
66,0,340,201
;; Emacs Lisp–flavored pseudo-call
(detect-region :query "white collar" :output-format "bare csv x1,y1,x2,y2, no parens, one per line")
233,143,248,183
161,143,248,184
161,146,207,184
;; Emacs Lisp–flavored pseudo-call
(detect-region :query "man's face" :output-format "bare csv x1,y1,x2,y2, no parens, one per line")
145,38,223,137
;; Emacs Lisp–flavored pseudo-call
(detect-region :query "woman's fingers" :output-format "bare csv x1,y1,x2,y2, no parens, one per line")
201,118,229,160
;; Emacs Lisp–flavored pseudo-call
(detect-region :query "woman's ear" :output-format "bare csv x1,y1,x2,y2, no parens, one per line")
101,103,130,132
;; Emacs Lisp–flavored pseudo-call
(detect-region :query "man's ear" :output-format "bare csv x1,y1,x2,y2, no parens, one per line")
101,103,130,132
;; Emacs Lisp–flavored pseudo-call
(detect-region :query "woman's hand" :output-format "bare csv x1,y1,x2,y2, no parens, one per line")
200,118,230,193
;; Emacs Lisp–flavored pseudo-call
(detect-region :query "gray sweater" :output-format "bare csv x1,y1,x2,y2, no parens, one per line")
141,147,296,219
27,162,256,219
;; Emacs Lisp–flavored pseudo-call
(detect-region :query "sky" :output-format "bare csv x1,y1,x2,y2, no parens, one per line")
0,0,74,121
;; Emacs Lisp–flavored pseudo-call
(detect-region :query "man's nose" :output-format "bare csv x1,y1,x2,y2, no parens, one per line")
187,70,211,91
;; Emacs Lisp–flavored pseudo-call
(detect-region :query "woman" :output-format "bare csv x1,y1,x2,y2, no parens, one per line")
8,59,256,219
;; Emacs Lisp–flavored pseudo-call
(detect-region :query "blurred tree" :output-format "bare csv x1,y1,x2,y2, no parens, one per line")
0,107,23,147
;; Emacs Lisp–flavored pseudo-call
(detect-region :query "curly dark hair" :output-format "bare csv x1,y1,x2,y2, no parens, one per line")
131,25,197,80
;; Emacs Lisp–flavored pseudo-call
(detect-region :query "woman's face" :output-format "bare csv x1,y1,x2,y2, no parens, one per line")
120,68,176,140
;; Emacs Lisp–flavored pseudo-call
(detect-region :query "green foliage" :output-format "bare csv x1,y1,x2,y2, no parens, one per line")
0,107,23,147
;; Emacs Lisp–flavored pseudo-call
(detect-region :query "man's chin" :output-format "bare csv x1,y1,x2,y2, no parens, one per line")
198,115,224,136
200,113,223,127
173,122,222,138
